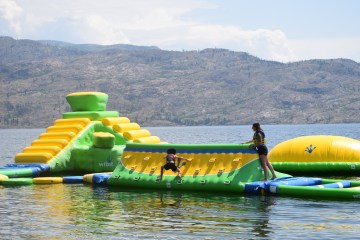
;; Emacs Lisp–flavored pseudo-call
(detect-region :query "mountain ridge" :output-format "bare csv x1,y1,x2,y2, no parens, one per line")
0,36,359,128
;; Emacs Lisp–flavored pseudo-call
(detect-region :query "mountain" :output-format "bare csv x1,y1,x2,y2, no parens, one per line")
0,36,359,128
38,40,160,52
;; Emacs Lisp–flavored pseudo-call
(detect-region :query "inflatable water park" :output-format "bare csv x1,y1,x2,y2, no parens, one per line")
1,92,360,200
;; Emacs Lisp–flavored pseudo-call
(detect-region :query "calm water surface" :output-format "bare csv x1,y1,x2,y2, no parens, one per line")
1,124,360,239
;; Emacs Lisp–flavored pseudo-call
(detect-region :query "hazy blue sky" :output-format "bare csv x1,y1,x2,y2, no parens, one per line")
1,0,359,62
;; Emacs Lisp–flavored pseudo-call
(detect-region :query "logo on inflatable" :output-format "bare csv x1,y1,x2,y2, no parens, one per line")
99,156,114,167
305,144,316,153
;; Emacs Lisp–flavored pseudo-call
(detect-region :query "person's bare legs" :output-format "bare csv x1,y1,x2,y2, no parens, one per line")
266,158,277,180
177,168,182,180
260,155,268,181
159,166,164,181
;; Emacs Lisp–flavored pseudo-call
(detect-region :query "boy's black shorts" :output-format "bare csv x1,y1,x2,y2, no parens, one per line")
164,162,178,172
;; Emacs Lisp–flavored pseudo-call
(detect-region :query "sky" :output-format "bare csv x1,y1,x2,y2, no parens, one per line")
1,0,360,62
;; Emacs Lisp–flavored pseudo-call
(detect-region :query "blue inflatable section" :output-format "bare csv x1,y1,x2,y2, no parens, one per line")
0,163,50,177
266,177,323,193
92,173,111,186
311,181,351,188
4,163,50,172
63,176,84,184
244,181,269,193
245,177,323,194
268,177,323,187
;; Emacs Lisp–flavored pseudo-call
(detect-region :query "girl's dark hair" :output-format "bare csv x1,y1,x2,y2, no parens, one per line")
252,122,262,131
167,148,176,154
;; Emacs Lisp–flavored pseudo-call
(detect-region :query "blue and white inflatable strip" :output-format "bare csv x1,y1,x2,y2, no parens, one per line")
266,177,323,194
244,177,292,193
310,181,351,188
245,177,324,194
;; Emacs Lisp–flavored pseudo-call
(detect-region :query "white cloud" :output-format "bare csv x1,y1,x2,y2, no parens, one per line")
0,0,294,61
0,0,358,62
80,15,129,44
289,37,360,62
138,24,295,62
0,0,23,34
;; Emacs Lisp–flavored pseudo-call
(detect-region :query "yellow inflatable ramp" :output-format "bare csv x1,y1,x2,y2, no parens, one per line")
15,118,91,164
102,117,162,143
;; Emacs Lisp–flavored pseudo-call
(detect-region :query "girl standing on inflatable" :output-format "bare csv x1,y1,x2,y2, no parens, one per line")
245,123,277,181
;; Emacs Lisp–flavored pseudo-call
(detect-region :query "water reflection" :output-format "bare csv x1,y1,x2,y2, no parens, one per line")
1,126,360,239
158,192,183,208
0,181,359,239
250,195,277,238
102,188,276,239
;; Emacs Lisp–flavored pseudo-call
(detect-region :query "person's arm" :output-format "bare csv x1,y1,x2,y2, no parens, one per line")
177,155,191,162
243,136,255,148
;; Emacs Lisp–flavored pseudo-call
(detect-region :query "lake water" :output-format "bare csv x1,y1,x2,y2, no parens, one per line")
1,124,360,239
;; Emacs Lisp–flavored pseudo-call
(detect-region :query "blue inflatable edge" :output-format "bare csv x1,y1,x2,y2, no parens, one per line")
63,176,84,184
244,177,354,194
92,173,112,186
244,177,323,194
4,164,50,172
310,180,351,188
0,164,50,177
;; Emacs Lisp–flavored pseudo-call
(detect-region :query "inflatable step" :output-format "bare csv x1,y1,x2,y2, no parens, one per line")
54,118,91,127
123,129,151,140
15,152,53,163
113,123,140,133
31,139,69,148
46,125,84,134
102,117,130,126
39,132,76,141
23,146,62,155
133,136,161,143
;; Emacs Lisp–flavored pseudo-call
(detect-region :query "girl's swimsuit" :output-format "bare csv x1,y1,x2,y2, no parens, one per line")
253,130,268,156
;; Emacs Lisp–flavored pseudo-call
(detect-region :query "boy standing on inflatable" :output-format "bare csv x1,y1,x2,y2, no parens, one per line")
159,148,190,181
245,123,277,181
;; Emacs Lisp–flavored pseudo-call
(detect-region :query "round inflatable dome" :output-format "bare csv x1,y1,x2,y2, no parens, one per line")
269,135,360,163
